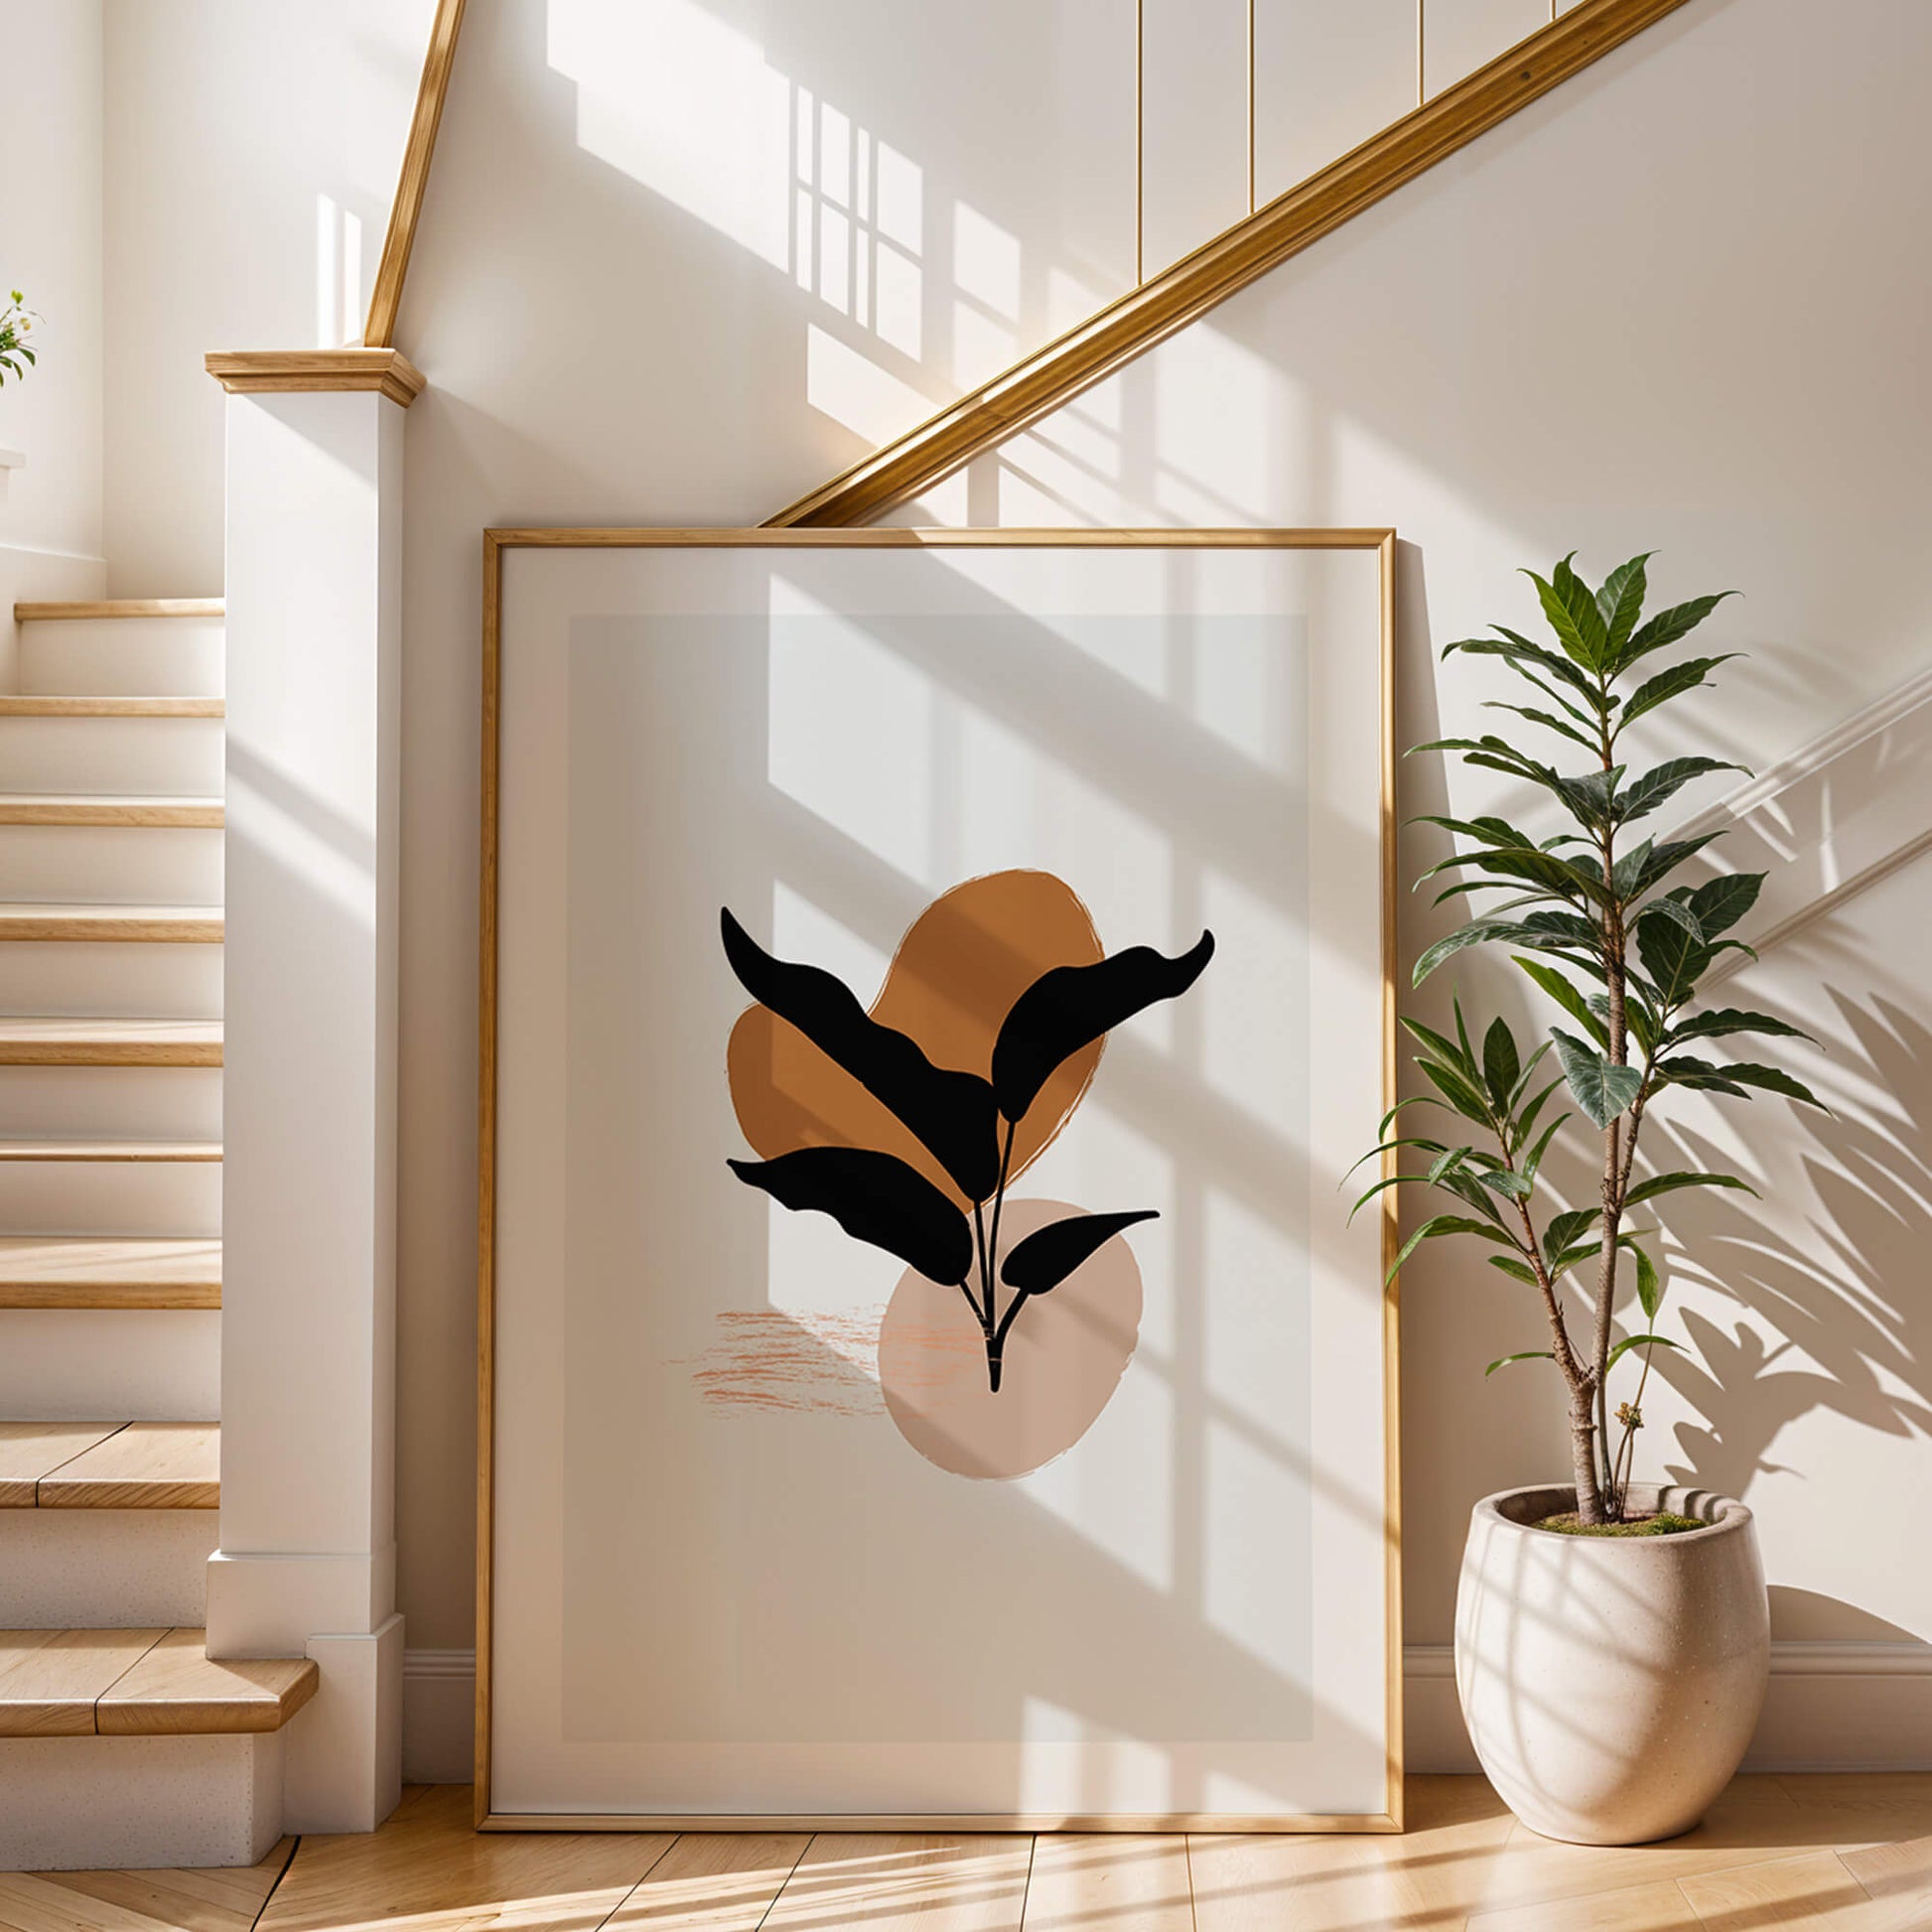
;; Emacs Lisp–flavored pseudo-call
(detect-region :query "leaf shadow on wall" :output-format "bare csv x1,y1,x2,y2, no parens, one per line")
1646,986,1932,1568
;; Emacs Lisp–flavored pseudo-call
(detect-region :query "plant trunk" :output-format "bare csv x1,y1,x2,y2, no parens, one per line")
1570,1382,1606,1524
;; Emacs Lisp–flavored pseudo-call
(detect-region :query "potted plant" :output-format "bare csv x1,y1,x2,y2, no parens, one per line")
0,292,37,387
1356,553,1823,1845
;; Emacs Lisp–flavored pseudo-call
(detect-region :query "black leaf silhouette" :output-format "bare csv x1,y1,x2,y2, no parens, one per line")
727,1148,973,1286
721,908,1001,1200
991,931,1216,1123
1000,1208,1160,1296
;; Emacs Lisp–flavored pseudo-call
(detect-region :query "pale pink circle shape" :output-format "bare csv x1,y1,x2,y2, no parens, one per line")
878,1197,1144,1480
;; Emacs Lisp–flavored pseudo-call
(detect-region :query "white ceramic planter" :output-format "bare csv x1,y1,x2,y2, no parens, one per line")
1455,1483,1769,1845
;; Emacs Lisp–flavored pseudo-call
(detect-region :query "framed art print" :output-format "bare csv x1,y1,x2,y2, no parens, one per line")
477,528,1400,1830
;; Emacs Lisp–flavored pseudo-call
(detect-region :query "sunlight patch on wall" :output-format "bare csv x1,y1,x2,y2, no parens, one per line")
549,0,791,270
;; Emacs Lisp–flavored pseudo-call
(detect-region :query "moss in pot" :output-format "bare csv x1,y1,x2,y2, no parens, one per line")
1353,553,1824,1843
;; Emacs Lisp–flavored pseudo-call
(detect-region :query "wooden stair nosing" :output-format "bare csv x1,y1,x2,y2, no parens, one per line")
13,599,224,622
0,795,224,829
0,1420,219,1510
0,1627,314,1738
0,696,224,718
0,1237,222,1311
0,1138,220,1161
0,1017,223,1064
0,906,224,944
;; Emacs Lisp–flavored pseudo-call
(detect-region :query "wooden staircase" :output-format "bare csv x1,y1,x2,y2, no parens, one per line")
0,598,310,1868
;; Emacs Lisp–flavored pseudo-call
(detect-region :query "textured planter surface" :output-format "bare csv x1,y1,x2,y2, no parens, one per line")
1455,1483,1769,1845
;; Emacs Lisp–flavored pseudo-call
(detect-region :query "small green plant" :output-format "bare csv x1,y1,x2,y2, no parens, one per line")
0,292,38,386
1352,553,1825,1526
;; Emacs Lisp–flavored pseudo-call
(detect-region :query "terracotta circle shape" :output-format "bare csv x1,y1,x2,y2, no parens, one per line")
878,1197,1144,1480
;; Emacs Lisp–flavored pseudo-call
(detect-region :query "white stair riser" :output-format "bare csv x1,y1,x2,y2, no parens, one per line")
0,1160,220,1236
19,617,224,698
0,940,222,1019
0,825,223,905
0,1311,220,1418
0,1732,283,1868
0,1511,213,1626
0,1068,221,1140
0,718,223,795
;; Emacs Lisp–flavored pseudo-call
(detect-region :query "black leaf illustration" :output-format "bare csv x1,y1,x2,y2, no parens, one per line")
722,908,1001,1200
990,931,1216,1123
727,1147,973,1286
999,1208,1160,1297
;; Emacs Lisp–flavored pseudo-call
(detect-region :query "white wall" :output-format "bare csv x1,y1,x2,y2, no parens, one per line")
0,0,105,656
93,0,1932,1775
100,0,436,596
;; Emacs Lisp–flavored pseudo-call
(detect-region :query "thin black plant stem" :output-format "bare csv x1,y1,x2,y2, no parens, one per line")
971,1199,993,1330
987,1119,1017,1290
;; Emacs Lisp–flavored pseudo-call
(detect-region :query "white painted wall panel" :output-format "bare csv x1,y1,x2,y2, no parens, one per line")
1141,0,1252,276
1423,0,1550,98
1255,0,1416,197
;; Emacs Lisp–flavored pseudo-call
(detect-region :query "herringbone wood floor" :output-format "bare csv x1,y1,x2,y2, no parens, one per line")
12,1776,1932,1930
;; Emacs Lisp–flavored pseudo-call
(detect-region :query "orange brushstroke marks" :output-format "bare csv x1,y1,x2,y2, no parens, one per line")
725,870,1105,1209
681,1310,887,1417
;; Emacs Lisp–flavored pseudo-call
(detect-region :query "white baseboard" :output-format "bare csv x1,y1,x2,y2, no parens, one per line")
401,1649,477,1784
403,1642,1932,1788
1406,1642,1932,1775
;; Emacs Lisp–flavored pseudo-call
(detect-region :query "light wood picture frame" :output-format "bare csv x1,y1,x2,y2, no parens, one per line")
477,527,1401,1832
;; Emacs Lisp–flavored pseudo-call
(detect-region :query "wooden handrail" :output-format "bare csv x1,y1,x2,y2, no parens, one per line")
767,0,1696,528
363,0,470,349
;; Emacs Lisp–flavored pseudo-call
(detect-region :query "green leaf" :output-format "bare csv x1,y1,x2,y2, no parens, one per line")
1485,1350,1556,1377
1385,1213,1519,1285
1482,1017,1520,1110
1413,919,1511,987
1482,700,1598,752
1636,894,1705,944
1606,1332,1683,1373
1624,833,1728,899
1656,1058,1827,1109
1617,591,1738,672
1512,1071,1566,1150
1637,904,1709,1008
1487,1255,1541,1286
1615,654,1743,733
1551,1031,1643,1128
1542,1205,1601,1263
1417,1056,1495,1125
1633,1244,1663,1321
1520,1110,1572,1183
1399,1014,1475,1074
1553,765,1624,828
1615,756,1749,825
1527,555,1610,672
1427,1145,1472,1184
1514,955,1610,1050
1596,552,1653,662
1666,1008,1813,1048
1478,1168,1535,1201
1688,872,1764,936
1625,1169,1759,1208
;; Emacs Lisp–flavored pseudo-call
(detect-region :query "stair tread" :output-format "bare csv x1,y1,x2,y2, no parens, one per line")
0,1421,217,1509
0,1236,221,1310
0,1627,314,1737
13,600,224,621
0,1016,222,1064
0,696,223,717
0,794,223,827
0,905,224,943
0,1138,221,1161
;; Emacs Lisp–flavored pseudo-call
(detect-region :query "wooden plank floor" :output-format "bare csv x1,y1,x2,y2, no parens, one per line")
14,1777,1932,1930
